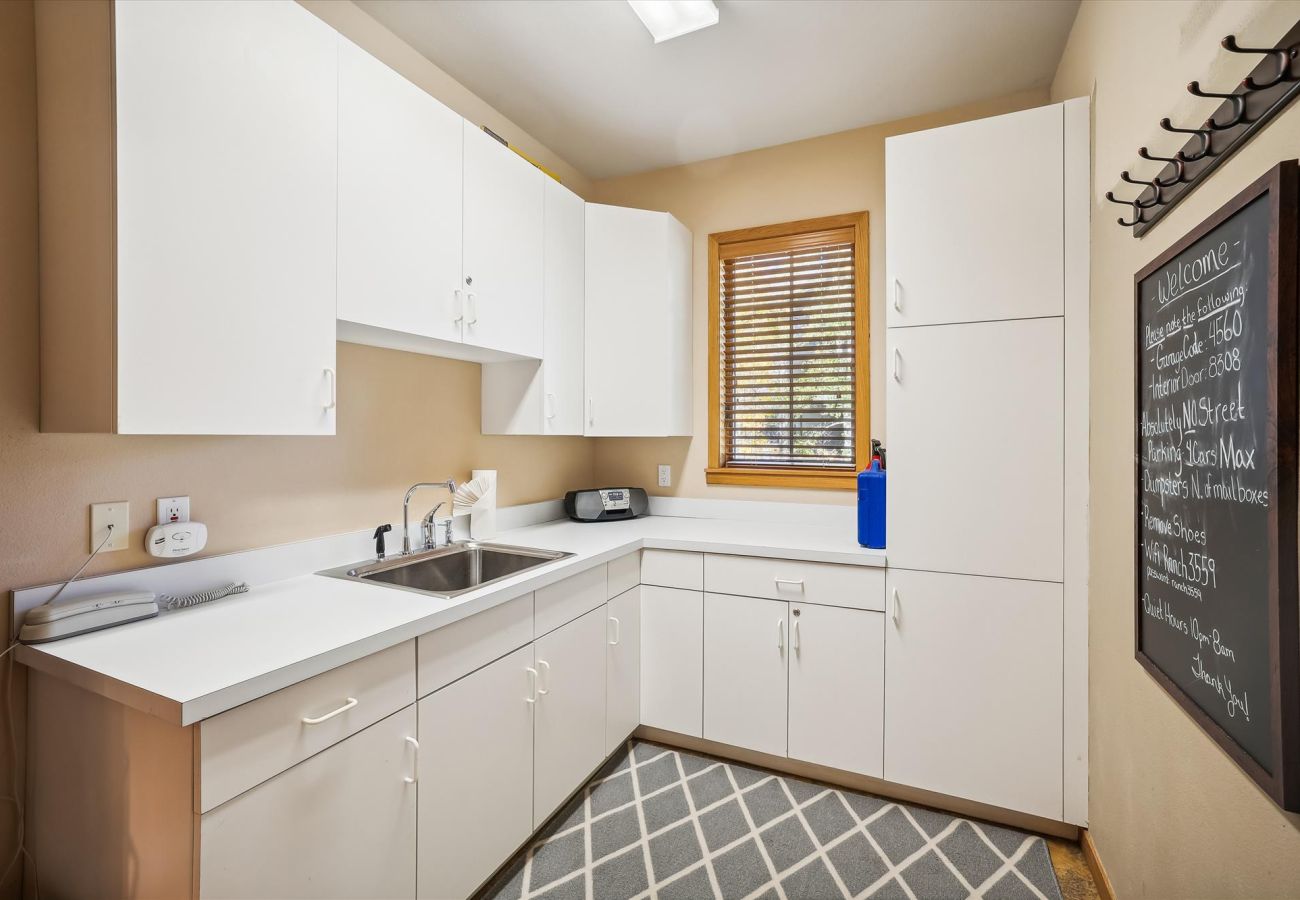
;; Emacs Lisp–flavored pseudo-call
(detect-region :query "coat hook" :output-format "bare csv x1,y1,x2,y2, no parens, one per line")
1160,118,1213,161
1105,191,1144,228
1120,171,1164,207
1137,147,1186,187
1188,81,1247,129
1222,35,1298,90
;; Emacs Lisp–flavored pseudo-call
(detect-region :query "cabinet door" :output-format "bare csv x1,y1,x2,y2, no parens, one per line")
534,606,607,826
883,569,1063,821
640,586,703,736
606,587,642,754
585,204,692,436
418,645,534,900
542,179,586,433
200,706,417,899
788,605,883,777
114,0,337,435
479,179,584,434
337,37,463,342
462,121,544,358
886,318,1064,582
885,103,1063,328
703,593,788,758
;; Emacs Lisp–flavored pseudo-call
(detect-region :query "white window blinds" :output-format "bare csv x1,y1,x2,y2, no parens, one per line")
718,226,860,471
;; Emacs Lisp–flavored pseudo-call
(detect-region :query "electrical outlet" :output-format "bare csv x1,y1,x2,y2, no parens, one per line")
156,496,190,525
90,502,129,553
657,465,672,488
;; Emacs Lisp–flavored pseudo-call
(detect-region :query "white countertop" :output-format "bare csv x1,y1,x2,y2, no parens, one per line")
16,515,884,726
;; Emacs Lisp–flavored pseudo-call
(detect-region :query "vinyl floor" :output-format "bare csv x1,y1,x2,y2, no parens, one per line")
477,740,1073,900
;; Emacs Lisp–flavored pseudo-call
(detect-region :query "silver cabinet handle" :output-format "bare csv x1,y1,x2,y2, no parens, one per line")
302,696,356,725
793,618,801,653
890,588,900,625
537,659,551,695
545,392,557,420
466,291,478,325
403,735,419,784
892,277,902,312
608,615,621,646
893,348,901,382
453,288,464,324
525,666,539,704
774,578,804,591
588,399,595,427
323,368,337,410
777,619,785,651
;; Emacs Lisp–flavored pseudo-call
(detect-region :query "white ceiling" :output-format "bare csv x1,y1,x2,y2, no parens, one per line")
355,0,1081,180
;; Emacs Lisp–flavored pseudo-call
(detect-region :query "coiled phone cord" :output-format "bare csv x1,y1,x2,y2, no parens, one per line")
159,581,249,611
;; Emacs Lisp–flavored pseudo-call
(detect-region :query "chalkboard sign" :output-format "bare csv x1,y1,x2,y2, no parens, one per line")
1135,160,1300,810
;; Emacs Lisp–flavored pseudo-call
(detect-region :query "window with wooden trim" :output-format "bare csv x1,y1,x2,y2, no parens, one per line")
708,212,869,489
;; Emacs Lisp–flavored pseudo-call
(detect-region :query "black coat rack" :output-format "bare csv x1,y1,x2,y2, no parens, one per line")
1107,20,1300,237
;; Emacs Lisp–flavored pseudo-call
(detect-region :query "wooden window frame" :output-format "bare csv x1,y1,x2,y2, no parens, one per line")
707,212,870,490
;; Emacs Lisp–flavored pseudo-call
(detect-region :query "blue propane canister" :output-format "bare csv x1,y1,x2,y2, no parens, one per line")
857,459,886,549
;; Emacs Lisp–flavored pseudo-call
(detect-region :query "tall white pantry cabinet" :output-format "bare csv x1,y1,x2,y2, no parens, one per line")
884,99,1090,825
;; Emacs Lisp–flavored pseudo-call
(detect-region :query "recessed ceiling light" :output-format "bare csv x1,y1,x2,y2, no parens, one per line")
626,0,719,43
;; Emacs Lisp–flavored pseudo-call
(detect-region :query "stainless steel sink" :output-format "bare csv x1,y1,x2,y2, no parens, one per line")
319,542,574,599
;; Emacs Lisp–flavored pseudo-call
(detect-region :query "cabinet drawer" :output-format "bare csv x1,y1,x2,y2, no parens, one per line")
641,549,703,590
418,593,533,697
535,564,607,638
608,551,640,598
200,640,415,813
704,554,884,611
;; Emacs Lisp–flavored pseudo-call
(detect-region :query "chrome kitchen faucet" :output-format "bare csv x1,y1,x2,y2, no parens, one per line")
402,480,456,555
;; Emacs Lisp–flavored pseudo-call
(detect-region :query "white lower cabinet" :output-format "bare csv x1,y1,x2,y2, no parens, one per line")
200,706,417,899
640,585,704,736
534,606,608,826
417,645,535,900
606,586,642,754
883,568,1064,820
703,593,788,758
788,604,884,778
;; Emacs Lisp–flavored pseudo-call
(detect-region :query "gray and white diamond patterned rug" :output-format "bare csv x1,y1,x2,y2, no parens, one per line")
476,740,1064,900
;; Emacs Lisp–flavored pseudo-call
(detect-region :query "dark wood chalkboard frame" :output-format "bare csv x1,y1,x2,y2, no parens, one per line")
1134,160,1300,811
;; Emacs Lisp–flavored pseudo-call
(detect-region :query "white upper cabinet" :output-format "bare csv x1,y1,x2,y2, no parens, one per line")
886,317,1064,581
481,178,585,434
337,36,464,346
585,204,692,436
462,122,545,359
885,104,1064,328
115,0,339,435
38,0,340,434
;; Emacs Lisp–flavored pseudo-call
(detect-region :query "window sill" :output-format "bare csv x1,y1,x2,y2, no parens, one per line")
705,467,857,490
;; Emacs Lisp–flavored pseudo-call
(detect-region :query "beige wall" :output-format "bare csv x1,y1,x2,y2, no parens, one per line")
1053,1,1300,896
587,88,1050,504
